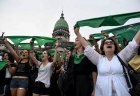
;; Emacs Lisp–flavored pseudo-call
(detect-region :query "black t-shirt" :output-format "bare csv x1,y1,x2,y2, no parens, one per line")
14,61,30,77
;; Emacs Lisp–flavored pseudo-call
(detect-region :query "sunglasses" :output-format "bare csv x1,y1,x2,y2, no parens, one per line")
104,41,114,45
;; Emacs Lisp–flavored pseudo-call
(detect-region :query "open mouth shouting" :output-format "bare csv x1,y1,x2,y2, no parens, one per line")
107,46,112,48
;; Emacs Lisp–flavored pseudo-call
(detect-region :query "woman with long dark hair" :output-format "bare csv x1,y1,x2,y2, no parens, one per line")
30,42,59,96
0,52,16,96
61,37,97,96
4,37,32,96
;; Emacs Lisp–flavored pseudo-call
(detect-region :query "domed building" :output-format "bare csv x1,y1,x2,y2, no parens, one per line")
45,11,73,51
52,11,70,42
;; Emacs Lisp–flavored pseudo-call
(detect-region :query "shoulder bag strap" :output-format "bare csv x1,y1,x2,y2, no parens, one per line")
117,55,131,88
117,55,140,84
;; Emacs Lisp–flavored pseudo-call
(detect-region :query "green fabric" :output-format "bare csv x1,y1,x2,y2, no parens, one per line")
87,39,100,46
49,51,55,57
18,43,38,50
51,42,56,48
90,33,105,39
6,36,32,45
87,40,94,45
6,36,56,47
75,11,140,28
0,60,8,70
69,43,75,51
36,52,42,58
64,53,66,59
73,53,85,64
110,35,125,48
33,36,56,46
104,22,140,34
104,22,140,42
19,43,31,50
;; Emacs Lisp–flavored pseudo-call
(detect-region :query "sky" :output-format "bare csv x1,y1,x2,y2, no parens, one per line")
0,0,140,43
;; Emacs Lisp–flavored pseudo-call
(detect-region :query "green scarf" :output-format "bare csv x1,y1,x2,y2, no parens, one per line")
0,60,8,70
73,53,85,64
75,11,140,28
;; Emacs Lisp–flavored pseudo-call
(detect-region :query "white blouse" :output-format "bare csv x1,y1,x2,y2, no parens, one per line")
84,39,139,96
35,61,53,88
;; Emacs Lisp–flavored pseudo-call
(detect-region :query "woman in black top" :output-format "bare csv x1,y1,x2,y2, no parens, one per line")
63,37,97,96
4,37,32,96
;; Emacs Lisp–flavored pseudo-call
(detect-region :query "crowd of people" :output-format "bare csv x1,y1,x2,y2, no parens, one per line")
0,26,140,96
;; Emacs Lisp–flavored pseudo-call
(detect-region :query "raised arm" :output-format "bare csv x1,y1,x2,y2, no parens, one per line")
113,33,121,52
15,45,20,57
118,30,140,63
90,36,101,54
74,27,89,48
52,42,58,67
30,39,38,65
134,30,140,45
4,37,20,63
74,27,101,65
101,31,109,38
57,52,62,68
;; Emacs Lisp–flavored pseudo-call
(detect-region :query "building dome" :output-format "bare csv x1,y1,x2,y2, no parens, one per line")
54,12,69,30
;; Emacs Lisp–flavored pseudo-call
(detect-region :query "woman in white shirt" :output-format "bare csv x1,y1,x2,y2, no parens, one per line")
74,27,140,96
30,42,59,96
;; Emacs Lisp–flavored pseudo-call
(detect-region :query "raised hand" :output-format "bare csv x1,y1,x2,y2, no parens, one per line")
3,36,8,42
74,26,80,35
89,36,95,40
113,33,118,38
101,31,109,38
55,41,59,49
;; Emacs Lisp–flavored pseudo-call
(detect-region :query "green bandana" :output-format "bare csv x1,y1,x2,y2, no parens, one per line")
50,51,55,57
6,36,32,45
69,43,75,51
90,33,105,39
33,36,56,46
75,11,140,28
64,54,67,59
0,60,8,70
36,52,42,59
73,53,85,64
18,43,38,50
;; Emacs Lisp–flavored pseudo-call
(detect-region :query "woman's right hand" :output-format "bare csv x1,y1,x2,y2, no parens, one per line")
101,31,109,38
3,36,8,43
74,26,80,35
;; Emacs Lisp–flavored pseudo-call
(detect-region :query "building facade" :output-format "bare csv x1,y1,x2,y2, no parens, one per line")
45,11,73,51
0,12,73,55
